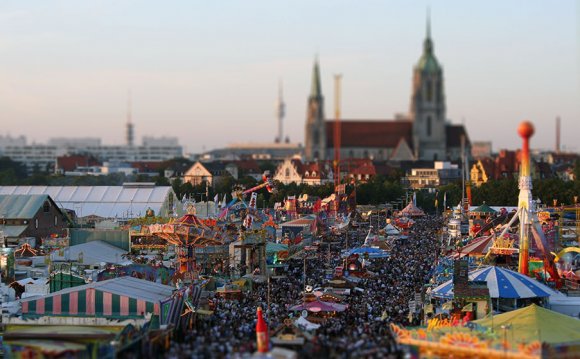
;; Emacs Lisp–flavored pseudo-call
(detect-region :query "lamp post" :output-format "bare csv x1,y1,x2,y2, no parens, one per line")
500,324,511,357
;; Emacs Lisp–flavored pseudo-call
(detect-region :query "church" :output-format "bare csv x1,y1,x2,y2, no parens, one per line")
304,19,470,163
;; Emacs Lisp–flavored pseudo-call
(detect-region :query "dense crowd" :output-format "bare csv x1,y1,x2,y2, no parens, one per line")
164,215,443,358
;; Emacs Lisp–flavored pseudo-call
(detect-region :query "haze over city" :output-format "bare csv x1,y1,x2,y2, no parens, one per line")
0,1,578,154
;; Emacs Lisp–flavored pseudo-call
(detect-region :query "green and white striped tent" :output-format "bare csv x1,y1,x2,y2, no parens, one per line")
21,276,176,319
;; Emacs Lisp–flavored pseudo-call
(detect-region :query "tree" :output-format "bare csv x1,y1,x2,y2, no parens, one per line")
171,178,184,199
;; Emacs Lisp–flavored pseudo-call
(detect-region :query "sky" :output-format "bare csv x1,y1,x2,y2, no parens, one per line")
0,1,578,155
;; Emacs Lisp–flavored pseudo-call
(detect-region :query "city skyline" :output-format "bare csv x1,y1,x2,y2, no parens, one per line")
0,1,578,155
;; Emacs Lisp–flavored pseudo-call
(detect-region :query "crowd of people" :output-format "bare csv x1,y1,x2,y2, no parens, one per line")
164,215,444,358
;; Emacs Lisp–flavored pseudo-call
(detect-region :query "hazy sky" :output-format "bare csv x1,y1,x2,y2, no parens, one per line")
0,1,578,155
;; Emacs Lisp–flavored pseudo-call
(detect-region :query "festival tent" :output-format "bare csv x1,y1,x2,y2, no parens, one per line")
289,299,347,312
399,202,425,217
432,266,562,299
450,235,495,258
470,203,497,214
473,304,580,346
20,276,176,318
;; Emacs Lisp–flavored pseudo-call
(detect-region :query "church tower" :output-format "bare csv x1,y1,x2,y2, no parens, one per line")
410,14,447,161
304,58,326,161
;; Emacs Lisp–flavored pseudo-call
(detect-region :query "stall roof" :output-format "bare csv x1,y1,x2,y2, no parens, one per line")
0,195,53,219
50,240,129,265
20,276,175,304
1,226,27,237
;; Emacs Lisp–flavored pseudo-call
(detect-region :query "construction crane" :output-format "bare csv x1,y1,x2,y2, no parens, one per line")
334,74,342,187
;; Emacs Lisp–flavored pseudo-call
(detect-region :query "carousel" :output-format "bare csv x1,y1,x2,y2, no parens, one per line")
148,203,226,275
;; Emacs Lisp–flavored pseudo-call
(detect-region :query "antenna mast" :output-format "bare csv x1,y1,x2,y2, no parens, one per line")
126,89,134,147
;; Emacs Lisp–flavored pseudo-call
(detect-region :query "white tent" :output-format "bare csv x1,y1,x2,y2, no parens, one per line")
383,223,400,235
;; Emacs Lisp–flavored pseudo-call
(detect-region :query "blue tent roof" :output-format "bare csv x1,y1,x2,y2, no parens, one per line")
346,247,388,258
432,266,561,299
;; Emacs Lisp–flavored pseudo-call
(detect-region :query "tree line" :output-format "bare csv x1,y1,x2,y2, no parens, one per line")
1,156,578,213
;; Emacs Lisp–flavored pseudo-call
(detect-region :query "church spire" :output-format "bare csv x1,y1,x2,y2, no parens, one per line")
426,7,431,39
310,57,322,98
423,9,433,55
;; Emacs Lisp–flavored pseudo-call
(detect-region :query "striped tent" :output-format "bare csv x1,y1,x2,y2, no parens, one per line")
432,266,561,299
20,276,175,319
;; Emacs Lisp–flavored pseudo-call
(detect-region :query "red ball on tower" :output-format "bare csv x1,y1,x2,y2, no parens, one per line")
518,121,535,139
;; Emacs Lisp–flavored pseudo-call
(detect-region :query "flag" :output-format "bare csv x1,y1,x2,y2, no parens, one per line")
424,304,434,314
462,303,473,312
443,192,447,210
412,192,417,206
442,301,453,310
221,194,227,208
249,192,258,209
214,194,219,203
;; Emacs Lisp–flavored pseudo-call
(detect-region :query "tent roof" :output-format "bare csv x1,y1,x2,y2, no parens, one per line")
432,266,562,299
384,223,400,235
266,242,288,254
0,194,55,219
0,185,175,219
471,203,497,214
20,276,175,304
50,240,129,265
473,304,580,345
400,202,425,216
451,235,494,258
289,299,347,312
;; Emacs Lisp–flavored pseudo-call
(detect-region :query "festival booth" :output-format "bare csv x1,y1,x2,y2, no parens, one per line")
399,202,425,217
215,284,243,300
469,203,497,236
294,316,320,331
393,304,580,358
3,323,141,359
280,215,317,255
432,265,563,312
382,222,400,236
266,242,289,273
228,230,267,277
473,304,580,352
281,216,317,239
289,293,347,323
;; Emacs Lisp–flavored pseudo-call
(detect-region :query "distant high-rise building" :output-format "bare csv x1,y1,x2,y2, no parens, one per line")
48,138,102,148
0,135,27,149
